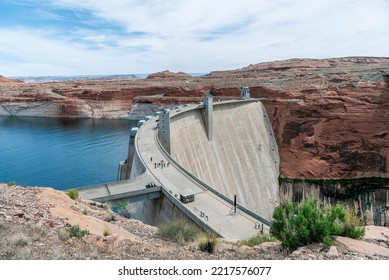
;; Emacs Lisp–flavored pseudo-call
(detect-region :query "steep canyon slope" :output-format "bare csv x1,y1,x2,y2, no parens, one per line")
1,57,388,179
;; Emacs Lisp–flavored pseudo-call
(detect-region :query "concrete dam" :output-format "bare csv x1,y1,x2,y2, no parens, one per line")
78,96,280,239
169,100,279,221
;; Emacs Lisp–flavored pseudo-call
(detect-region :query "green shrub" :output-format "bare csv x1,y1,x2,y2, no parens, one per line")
66,189,79,200
158,219,201,244
7,181,15,187
66,225,89,238
271,198,364,251
198,234,218,253
240,233,278,247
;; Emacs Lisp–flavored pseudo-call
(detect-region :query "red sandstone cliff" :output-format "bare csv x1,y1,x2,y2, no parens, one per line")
1,57,388,179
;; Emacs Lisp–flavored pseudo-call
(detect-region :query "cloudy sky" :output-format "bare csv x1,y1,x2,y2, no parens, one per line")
0,0,388,76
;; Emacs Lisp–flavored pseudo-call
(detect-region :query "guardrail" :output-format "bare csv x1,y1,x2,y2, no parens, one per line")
154,123,271,227
91,186,162,203
75,172,150,192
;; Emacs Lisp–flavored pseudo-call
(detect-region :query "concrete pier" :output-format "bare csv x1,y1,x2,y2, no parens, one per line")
203,96,213,141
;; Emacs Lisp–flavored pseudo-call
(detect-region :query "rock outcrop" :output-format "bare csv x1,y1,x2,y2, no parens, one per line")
146,70,192,79
1,57,388,179
0,75,22,84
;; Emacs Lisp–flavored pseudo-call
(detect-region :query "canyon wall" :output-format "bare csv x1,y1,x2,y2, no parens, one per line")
1,57,388,180
254,83,389,179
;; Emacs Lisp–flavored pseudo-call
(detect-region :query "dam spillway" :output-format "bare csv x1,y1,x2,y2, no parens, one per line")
169,100,279,221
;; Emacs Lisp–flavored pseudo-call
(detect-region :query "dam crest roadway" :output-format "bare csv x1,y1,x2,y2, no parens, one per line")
78,94,280,240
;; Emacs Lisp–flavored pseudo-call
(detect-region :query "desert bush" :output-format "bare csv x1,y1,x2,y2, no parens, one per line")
198,234,218,253
66,189,79,200
240,233,278,247
66,225,89,238
158,219,201,244
103,202,117,222
28,226,47,242
104,213,116,222
12,234,29,247
58,229,70,241
272,198,364,251
338,206,365,238
103,226,111,237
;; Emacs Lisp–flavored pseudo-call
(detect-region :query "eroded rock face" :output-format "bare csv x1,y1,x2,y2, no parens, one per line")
1,57,388,179
259,84,389,178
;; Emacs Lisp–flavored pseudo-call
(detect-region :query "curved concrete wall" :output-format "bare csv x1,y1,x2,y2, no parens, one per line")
129,152,146,179
170,100,279,220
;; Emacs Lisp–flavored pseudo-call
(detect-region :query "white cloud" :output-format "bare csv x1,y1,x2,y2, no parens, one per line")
1,0,388,76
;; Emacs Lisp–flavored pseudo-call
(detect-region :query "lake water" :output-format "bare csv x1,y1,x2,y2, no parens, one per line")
0,116,134,190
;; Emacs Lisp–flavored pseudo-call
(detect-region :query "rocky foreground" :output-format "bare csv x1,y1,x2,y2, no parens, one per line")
1,183,388,260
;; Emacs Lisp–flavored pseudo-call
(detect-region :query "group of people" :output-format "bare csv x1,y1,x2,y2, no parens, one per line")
150,157,170,169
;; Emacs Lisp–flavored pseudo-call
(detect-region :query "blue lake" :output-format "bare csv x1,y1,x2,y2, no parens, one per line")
0,116,134,190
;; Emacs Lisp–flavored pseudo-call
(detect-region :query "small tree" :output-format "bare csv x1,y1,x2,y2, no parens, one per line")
272,198,364,251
